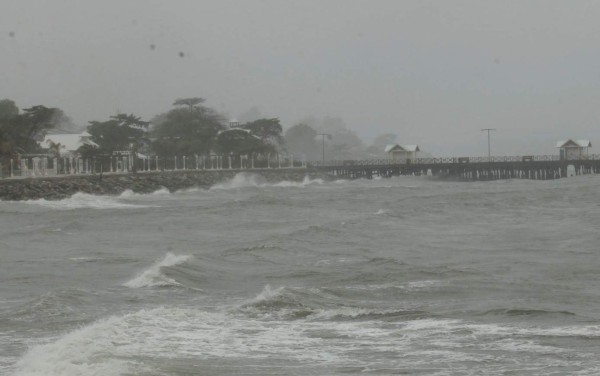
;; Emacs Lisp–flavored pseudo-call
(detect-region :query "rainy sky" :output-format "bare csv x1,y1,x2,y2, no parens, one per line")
2,0,600,156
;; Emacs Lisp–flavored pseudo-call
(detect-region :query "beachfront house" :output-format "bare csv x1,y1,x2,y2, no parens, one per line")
41,130,98,156
556,139,591,160
384,144,421,162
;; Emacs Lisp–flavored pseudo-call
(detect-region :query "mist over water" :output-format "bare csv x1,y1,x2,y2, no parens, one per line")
2,173,600,375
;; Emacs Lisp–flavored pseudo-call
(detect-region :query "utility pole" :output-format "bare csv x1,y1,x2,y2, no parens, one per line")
481,128,496,162
318,134,331,165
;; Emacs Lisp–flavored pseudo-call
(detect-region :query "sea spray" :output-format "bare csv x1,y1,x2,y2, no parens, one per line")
23,192,141,210
123,253,191,288
211,172,324,190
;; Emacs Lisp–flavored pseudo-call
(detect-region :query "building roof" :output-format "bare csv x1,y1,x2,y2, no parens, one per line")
556,139,592,148
41,131,97,155
402,145,420,152
384,144,403,153
384,143,420,153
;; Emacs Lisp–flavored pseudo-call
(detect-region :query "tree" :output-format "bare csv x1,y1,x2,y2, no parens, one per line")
0,104,59,154
0,100,18,158
214,129,266,155
284,123,320,160
173,97,205,112
151,99,226,156
241,118,284,151
21,106,60,141
46,140,63,158
87,113,149,154
50,108,80,132
318,116,365,160
0,99,19,120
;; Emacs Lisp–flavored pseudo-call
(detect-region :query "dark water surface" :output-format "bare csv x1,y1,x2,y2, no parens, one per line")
1,173,600,375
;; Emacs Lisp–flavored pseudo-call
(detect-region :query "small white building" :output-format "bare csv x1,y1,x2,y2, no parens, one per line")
41,130,98,156
556,139,591,160
384,144,421,161
229,118,241,128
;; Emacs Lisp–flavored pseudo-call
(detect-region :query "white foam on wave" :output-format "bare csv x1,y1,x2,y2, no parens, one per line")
68,257,104,263
211,173,324,190
123,253,191,288
24,192,146,210
344,281,440,292
210,173,266,190
247,284,284,304
12,305,600,375
118,187,171,198
12,306,336,376
271,175,324,188
12,314,132,376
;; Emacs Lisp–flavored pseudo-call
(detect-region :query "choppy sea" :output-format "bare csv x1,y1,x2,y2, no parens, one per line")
1,173,600,375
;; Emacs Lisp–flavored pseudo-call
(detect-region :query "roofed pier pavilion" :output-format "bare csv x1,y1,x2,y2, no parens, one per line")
310,156,600,181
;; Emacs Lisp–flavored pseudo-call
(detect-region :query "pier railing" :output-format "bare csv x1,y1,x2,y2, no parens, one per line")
309,154,600,167
0,153,307,179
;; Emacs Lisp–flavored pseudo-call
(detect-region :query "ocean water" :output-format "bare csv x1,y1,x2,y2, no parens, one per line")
1,173,600,375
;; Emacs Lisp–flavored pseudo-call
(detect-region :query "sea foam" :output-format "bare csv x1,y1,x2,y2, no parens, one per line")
123,253,191,288
24,192,144,210
211,173,323,190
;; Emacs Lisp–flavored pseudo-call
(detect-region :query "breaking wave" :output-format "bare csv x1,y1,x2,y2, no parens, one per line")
118,187,171,198
11,303,600,376
23,192,148,210
210,172,324,190
123,253,191,288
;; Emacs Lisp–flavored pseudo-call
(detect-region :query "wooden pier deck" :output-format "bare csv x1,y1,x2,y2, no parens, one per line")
310,155,600,181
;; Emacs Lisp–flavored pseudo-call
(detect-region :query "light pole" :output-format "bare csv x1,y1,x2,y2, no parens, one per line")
318,133,331,165
481,128,496,162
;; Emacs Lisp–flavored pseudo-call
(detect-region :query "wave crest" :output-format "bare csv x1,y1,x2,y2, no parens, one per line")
211,173,323,190
123,253,191,288
24,192,142,210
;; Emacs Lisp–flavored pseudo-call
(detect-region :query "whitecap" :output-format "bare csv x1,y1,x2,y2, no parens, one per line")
118,187,170,198
123,253,191,288
211,173,324,190
24,193,145,210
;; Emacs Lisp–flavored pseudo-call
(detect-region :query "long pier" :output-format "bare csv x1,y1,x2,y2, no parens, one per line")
310,155,600,181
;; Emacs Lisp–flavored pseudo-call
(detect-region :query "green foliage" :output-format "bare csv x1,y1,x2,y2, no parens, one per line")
173,97,205,112
214,129,268,155
87,113,149,155
0,99,19,120
241,118,284,150
0,102,59,155
284,123,319,158
151,101,225,156
77,143,100,159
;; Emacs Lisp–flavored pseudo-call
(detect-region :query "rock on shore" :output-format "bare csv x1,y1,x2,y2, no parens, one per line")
0,169,328,201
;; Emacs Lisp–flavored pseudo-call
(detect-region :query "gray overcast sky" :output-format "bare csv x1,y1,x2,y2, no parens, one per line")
2,0,600,156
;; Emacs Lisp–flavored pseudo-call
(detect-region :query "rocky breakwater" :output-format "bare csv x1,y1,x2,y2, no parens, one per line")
0,169,327,201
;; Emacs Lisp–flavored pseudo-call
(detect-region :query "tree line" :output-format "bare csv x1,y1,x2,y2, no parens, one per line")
1,96,399,166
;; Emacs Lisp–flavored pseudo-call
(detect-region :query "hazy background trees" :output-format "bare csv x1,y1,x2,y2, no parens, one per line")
0,100,60,155
151,98,226,156
86,114,149,156
0,95,408,163
284,123,319,160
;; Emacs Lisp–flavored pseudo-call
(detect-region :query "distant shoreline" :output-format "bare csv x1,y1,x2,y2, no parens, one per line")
0,169,327,201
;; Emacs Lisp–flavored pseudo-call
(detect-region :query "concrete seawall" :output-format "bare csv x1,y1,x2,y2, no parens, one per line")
0,169,326,201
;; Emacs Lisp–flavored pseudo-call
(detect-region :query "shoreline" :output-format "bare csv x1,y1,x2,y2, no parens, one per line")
0,169,329,201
